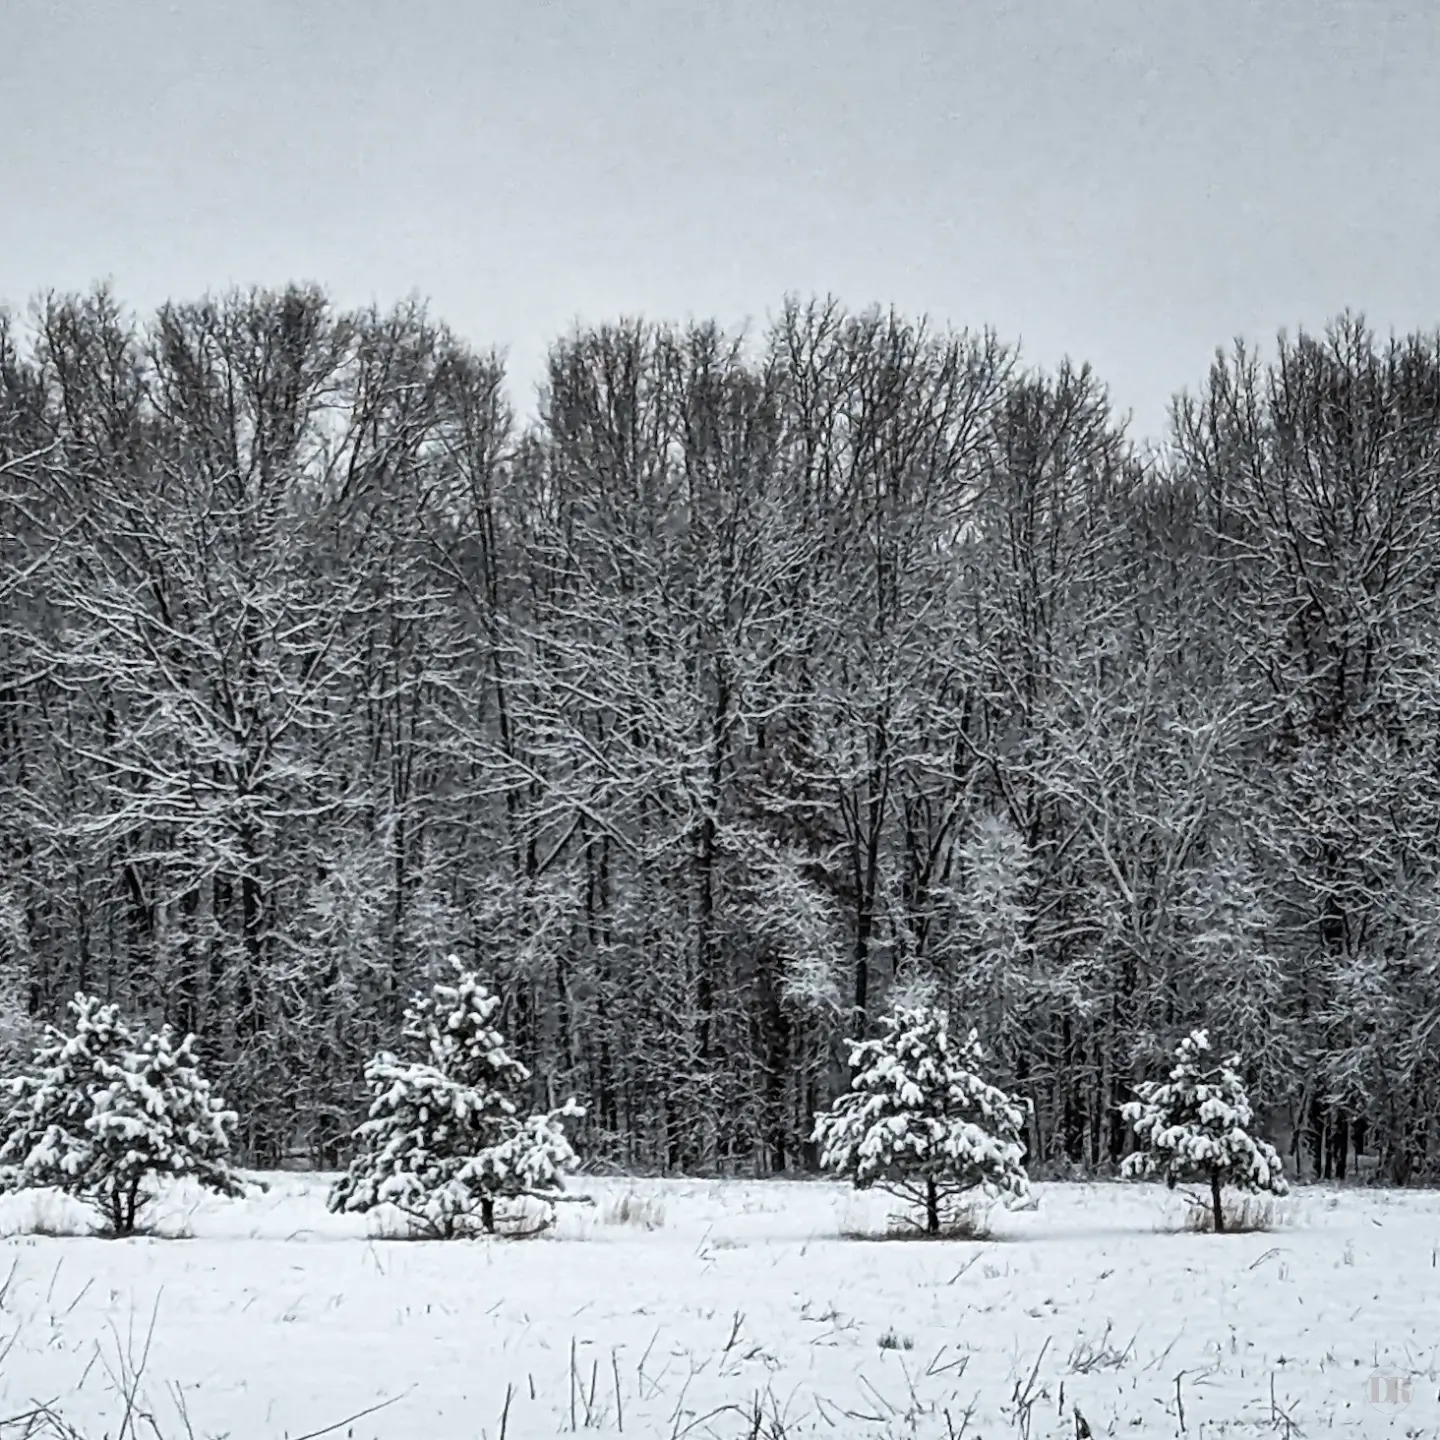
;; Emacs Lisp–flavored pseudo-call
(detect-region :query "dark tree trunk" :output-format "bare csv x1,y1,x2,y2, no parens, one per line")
1210,1170,1224,1234
1309,1092,1329,1180
1061,1017,1085,1162
925,1176,939,1236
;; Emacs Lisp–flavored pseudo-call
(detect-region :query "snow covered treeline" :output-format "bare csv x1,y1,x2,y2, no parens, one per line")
1,290,1439,1183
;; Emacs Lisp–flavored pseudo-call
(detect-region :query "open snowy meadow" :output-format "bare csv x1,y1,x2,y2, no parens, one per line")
0,1177,1436,1440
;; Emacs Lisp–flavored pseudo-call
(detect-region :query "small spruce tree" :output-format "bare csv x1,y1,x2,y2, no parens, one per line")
0,993,243,1235
814,1004,1030,1235
328,959,583,1238
1121,1028,1288,1232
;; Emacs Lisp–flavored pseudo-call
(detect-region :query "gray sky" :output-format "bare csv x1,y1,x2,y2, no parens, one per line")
3,0,1437,439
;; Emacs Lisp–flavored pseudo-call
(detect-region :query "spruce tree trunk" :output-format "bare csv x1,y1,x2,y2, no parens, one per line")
1210,1171,1224,1234
925,1177,939,1236
481,1196,495,1234
101,1185,122,1237
103,1177,142,1237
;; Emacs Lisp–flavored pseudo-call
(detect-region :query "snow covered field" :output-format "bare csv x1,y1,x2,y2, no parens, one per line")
0,1176,1436,1438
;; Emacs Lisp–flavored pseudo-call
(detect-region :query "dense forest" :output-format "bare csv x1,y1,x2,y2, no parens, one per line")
2,287,1438,1184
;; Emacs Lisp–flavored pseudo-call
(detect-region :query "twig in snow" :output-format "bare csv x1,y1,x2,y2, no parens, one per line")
1268,1372,1302,1439
289,1388,415,1440
45,1259,64,1308
63,1279,94,1319
0,1257,19,1312
1008,1336,1051,1440
946,1251,986,1285
585,1356,599,1427
97,1291,162,1440
569,1336,578,1431
943,1399,979,1440
637,1327,661,1399
925,1344,970,1378
857,1372,898,1417
1144,1328,1186,1372
167,1379,200,1440
665,1365,697,1440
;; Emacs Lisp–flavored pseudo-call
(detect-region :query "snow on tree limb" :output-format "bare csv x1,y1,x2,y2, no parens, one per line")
328,957,584,1238
0,992,243,1235
1121,1029,1287,1231
814,1003,1030,1235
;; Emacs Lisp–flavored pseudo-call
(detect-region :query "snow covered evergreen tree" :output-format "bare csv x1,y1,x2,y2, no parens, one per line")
0,992,243,1235
1121,1029,1288,1232
328,959,583,1237
813,1004,1030,1235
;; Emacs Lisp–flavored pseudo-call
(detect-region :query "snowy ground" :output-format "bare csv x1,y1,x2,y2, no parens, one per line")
0,1175,1436,1439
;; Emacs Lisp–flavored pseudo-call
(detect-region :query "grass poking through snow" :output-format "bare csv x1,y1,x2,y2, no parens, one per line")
0,1176,1435,1437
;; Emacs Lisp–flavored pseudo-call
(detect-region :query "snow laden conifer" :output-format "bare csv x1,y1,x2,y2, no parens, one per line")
1121,1029,1288,1232
814,1004,1030,1235
328,959,583,1238
0,993,243,1235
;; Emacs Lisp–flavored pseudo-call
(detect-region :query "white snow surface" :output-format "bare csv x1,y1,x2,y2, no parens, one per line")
0,1174,1435,1437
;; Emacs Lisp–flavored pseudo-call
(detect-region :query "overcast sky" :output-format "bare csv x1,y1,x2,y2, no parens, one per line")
3,0,1438,438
